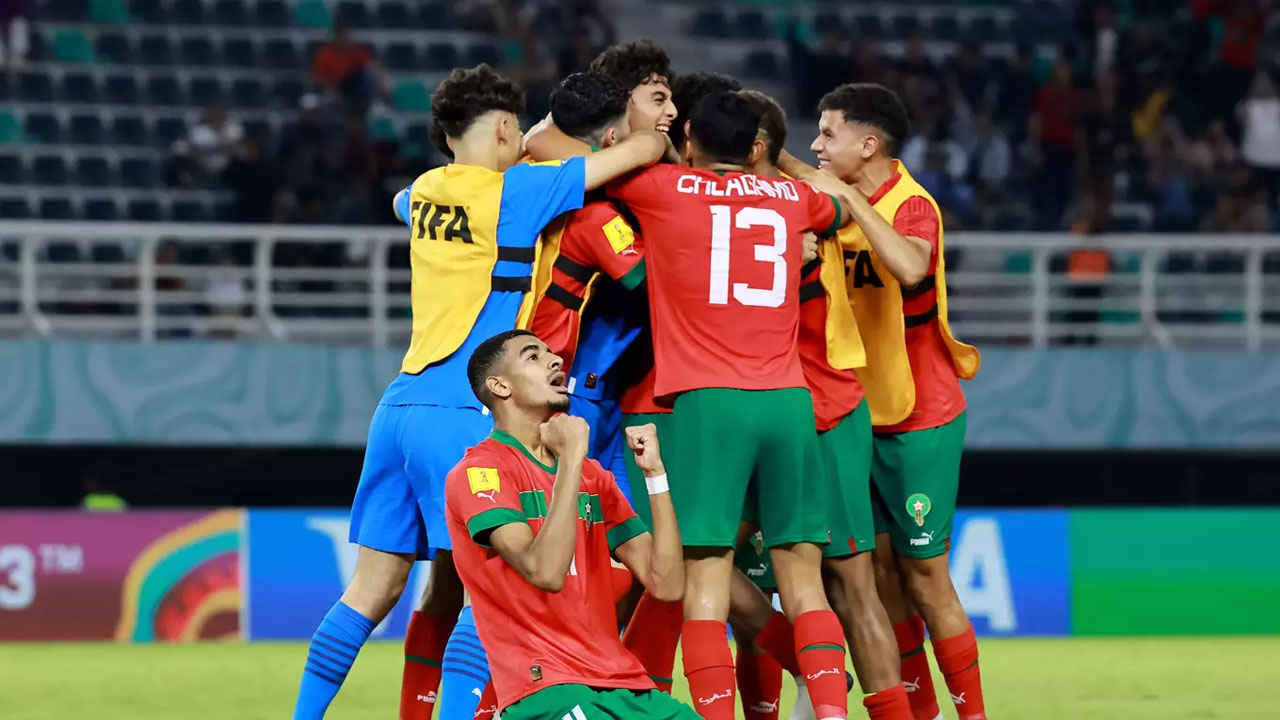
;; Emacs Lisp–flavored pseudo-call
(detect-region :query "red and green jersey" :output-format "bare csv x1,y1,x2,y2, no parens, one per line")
796,258,865,431
608,165,842,398
528,199,646,371
444,430,653,710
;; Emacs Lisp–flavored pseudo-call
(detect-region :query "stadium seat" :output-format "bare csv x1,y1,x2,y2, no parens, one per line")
932,15,961,42
180,37,218,66
24,113,62,144
0,197,31,218
255,0,289,27
969,17,1000,43
52,29,96,63
0,154,23,184
369,115,397,142
127,198,164,221
85,198,120,221
129,0,166,23
425,42,459,71
231,78,267,108
855,14,884,37
0,112,20,143
147,75,185,106
744,50,780,80
69,114,107,145
222,38,258,68
467,43,503,68
214,200,235,222
40,0,86,21
392,81,430,112
271,77,305,106
418,2,456,29
138,35,175,66
692,9,729,38
120,158,158,187
76,156,114,186
335,1,372,28
111,115,149,146
377,1,412,29
812,12,845,34
156,117,187,144
18,71,54,102
91,243,128,263
242,118,271,142
190,77,224,106
295,0,333,29
172,0,206,24
385,42,418,71
172,199,208,222
736,10,769,40
95,32,132,64
891,15,922,39
263,38,301,68
213,0,250,26
45,237,82,258
32,155,70,186
62,73,99,103
404,121,429,145
90,0,131,23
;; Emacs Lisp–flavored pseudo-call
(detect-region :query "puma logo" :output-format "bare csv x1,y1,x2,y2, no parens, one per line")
476,491,497,503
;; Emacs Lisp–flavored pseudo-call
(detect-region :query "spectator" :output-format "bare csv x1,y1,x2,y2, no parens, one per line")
0,0,30,69
1205,0,1269,131
564,0,615,51
205,248,248,338
1237,71,1280,207
951,41,990,111
1202,162,1271,232
787,22,849,117
278,93,341,194
1030,56,1082,229
512,30,558,122
969,112,1014,205
171,101,244,187
850,39,887,85
1081,72,1130,232
558,24,597,77
998,45,1039,142
311,24,383,117
897,30,934,86
222,136,284,224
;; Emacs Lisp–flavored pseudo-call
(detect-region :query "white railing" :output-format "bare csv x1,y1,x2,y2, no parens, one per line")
1,222,1278,350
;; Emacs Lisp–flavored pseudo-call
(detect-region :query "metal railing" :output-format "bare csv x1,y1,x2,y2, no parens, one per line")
1,222,1278,350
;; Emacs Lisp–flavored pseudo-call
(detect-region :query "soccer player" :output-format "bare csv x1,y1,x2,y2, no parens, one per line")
291,64,669,720
608,91,856,720
444,329,696,720
793,83,985,720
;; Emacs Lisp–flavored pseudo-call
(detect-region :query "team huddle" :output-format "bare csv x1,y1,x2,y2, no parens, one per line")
292,40,984,720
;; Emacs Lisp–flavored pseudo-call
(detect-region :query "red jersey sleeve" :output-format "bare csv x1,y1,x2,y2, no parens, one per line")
801,183,842,237
446,453,527,548
589,460,648,551
892,196,941,272
606,166,668,211
580,211,645,291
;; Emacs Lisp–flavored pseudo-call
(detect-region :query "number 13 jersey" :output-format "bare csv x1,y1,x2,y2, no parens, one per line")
608,165,842,398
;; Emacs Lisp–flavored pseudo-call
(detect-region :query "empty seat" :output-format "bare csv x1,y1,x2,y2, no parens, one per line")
425,42,458,70
127,198,164,221
156,117,187,144
112,115,149,145
18,71,54,101
52,28,96,63
334,1,371,28
256,0,289,26
95,32,132,64
120,158,158,187
129,0,166,23
392,81,430,112
222,38,258,68
931,15,961,42
147,75,184,105
139,35,174,65
891,15,922,39
33,155,70,185
45,238,82,258
0,154,23,184
969,17,1000,43
24,113,62,144
294,0,333,29
855,15,884,36
62,73,98,103
377,1,411,28
85,198,119,221
0,198,32,219
263,38,300,68
812,12,845,34
213,0,250,25
466,43,502,68
172,0,206,24
180,36,217,66
744,50,780,80
418,2,456,29
69,114,106,144
271,77,304,106
190,76,223,105
104,74,141,104
75,157,114,186
231,78,266,108
384,42,417,71
91,243,128,263
172,199,208,222
736,10,769,39
692,9,729,37
242,118,270,142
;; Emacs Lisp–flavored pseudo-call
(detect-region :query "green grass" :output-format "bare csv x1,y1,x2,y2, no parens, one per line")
1,638,1277,719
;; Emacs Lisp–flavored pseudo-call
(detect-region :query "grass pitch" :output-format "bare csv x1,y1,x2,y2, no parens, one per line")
1,637,1275,719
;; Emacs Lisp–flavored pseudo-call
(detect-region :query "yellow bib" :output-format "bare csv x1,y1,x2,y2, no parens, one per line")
816,235,865,370
838,163,980,425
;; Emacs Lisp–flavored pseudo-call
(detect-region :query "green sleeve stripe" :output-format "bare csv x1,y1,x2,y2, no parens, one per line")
618,258,646,290
607,516,649,551
466,507,528,547
649,674,674,685
799,643,845,654
821,193,843,237
405,654,443,667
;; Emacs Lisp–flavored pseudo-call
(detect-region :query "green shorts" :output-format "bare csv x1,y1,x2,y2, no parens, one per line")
819,401,876,558
622,412,674,531
666,388,827,549
871,411,966,559
502,684,699,720
734,527,777,590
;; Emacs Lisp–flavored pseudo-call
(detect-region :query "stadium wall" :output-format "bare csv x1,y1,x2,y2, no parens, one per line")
3,508,1278,641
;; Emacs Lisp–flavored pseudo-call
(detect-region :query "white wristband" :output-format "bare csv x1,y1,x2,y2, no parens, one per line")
644,473,669,495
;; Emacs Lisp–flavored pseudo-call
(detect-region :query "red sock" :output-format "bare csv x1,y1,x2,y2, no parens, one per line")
622,591,683,693
793,610,849,720
398,610,454,720
611,565,635,604
862,683,914,720
894,615,942,720
931,625,986,720
753,611,801,677
472,682,498,720
681,620,736,720
736,647,783,720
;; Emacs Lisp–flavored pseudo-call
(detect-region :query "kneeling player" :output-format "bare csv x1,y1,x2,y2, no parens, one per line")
445,329,696,720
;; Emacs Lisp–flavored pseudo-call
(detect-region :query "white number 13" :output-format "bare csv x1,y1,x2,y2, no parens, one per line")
708,205,788,308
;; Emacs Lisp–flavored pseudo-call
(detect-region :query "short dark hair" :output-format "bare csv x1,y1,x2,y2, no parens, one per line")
550,71,630,144
467,329,536,407
589,40,673,92
737,90,787,166
688,90,760,166
818,83,910,156
670,72,742,150
429,64,525,158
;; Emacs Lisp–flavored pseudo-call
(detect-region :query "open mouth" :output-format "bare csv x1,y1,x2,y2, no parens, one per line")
549,371,568,393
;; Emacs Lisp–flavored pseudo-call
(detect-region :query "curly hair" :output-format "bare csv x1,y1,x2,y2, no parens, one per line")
688,91,761,166
669,71,742,150
550,71,630,144
429,64,525,158
589,40,673,92
818,83,909,157
737,90,787,166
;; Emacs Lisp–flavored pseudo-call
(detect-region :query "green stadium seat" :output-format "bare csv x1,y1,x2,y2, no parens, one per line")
63,72,99,103
213,0,251,25
89,0,131,23
295,0,333,29
222,38,258,68
33,155,70,185
256,0,289,27
370,115,398,142
95,32,133,63
76,156,114,186
392,81,430,112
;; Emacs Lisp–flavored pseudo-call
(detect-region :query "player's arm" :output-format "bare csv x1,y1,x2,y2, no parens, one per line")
524,115,593,161
489,415,590,593
778,150,818,182
612,423,683,602
582,130,668,191
585,214,647,291
392,185,411,226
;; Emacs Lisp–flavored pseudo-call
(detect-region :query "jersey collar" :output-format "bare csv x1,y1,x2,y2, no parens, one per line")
865,160,903,206
490,429,557,473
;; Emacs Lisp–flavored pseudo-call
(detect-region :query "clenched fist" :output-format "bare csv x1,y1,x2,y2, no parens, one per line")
539,414,590,462
624,423,666,477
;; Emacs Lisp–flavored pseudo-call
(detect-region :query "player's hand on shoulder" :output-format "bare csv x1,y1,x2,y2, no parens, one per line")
625,423,666,476
802,232,819,263
540,414,590,461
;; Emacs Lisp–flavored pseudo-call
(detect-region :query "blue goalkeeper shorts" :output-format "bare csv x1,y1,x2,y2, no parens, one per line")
348,403,492,558
569,394,631,506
